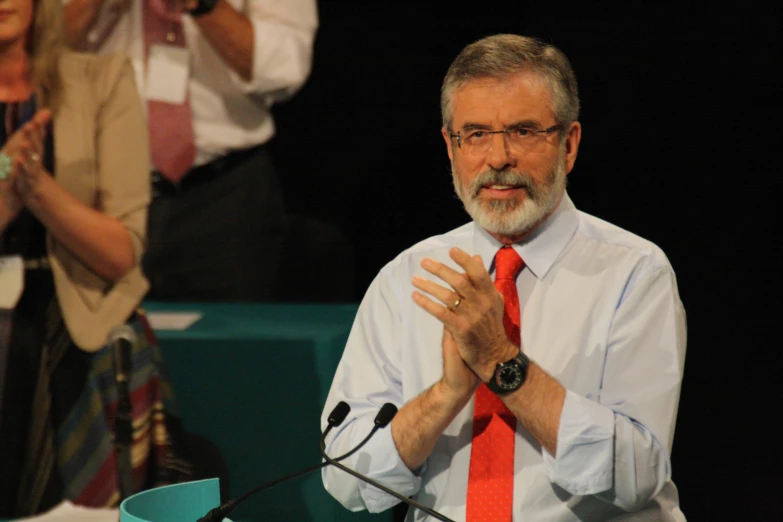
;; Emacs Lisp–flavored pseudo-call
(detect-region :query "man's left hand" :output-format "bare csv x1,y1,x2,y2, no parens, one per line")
412,247,517,382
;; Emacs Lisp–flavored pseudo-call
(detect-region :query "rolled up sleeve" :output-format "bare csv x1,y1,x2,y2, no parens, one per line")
227,0,317,99
325,418,422,513
321,265,423,512
543,265,687,511
542,391,615,495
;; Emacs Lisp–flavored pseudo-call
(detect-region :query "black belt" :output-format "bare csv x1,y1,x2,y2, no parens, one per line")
151,144,266,198
24,257,51,270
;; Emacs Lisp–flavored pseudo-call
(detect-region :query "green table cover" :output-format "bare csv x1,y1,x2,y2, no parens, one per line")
143,302,391,522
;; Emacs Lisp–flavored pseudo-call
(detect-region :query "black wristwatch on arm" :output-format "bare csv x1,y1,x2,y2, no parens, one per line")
486,351,530,395
189,0,219,18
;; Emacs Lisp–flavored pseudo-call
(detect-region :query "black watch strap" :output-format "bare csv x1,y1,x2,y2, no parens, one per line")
189,0,219,18
486,351,530,395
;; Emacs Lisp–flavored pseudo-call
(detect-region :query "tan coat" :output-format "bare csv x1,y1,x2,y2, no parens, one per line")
48,51,150,351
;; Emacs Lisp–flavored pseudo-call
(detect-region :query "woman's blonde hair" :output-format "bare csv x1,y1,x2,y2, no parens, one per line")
29,0,65,111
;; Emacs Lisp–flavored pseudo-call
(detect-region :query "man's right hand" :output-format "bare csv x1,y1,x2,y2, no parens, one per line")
390,328,479,472
440,328,480,403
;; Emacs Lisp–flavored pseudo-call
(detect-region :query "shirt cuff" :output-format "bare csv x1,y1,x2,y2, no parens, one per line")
225,17,312,98
542,390,615,495
355,423,422,513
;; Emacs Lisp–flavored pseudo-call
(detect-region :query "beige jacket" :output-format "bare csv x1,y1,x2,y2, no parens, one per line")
49,51,150,351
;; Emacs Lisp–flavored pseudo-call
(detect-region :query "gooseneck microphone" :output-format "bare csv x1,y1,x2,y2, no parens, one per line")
319,407,455,522
197,401,394,522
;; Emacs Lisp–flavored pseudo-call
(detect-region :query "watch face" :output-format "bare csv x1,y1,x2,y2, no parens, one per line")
497,364,524,390
488,353,529,395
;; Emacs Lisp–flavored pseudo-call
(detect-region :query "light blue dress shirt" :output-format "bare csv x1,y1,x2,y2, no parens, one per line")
322,193,687,521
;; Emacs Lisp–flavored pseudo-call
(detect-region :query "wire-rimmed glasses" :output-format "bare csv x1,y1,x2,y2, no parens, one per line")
449,123,562,156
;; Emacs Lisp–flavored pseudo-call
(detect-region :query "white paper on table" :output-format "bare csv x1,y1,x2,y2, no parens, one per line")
12,500,118,521
10,500,232,522
146,311,203,331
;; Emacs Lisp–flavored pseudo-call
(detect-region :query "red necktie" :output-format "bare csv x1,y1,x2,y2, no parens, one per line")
143,0,196,182
466,246,524,521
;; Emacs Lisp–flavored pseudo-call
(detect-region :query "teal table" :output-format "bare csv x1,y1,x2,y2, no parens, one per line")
143,302,392,522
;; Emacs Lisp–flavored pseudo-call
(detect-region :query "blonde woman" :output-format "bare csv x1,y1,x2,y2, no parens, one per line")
0,0,189,515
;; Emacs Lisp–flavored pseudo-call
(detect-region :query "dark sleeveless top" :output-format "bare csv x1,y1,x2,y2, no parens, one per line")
0,100,70,516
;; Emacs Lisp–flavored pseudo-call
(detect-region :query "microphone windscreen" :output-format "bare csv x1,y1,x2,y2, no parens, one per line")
328,401,351,427
108,324,136,346
374,403,398,428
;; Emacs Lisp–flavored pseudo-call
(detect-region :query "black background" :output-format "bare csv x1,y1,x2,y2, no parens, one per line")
270,1,781,519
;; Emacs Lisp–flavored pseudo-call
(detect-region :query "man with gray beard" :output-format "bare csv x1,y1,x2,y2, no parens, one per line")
322,34,687,522
452,148,567,238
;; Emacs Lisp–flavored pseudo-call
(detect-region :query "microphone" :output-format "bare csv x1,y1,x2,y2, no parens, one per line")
319,406,455,522
329,400,351,426
318,402,398,462
108,324,136,501
375,402,398,426
197,401,392,522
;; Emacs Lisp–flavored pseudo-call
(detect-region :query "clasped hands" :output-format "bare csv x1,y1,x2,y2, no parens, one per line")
412,247,518,398
0,109,53,214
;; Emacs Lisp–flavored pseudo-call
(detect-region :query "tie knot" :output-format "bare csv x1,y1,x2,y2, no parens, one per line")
494,247,524,281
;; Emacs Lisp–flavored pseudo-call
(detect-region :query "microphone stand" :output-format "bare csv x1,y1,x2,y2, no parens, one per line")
109,326,136,501
318,437,455,522
197,402,383,522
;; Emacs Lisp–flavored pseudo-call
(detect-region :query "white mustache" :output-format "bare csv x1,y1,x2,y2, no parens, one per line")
469,169,539,200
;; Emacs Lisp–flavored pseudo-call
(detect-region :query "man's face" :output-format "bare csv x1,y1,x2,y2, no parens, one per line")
442,71,581,240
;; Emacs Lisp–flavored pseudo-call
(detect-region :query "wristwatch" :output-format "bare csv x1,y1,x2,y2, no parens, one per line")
189,0,219,18
486,351,530,395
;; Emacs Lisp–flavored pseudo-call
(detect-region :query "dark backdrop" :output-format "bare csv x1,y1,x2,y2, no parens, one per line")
269,1,781,519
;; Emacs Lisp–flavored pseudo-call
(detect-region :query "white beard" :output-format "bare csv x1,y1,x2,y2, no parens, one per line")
452,153,567,237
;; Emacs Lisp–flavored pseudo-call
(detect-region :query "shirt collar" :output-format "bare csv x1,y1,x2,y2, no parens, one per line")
470,192,579,280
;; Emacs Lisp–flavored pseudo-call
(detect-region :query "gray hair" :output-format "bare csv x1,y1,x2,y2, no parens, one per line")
441,34,579,130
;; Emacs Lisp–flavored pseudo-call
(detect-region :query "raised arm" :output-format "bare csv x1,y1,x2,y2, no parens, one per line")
414,246,686,512
8,58,148,282
322,267,434,514
189,0,317,95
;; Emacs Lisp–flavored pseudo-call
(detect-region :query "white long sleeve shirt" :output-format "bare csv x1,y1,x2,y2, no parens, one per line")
321,193,687,521
68,0,318,165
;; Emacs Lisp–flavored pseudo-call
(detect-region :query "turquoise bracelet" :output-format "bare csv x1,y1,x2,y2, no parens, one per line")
0,152,11,180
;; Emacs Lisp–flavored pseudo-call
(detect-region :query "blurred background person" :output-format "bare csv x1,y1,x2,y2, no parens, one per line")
63,0,318,301
0,0,190,516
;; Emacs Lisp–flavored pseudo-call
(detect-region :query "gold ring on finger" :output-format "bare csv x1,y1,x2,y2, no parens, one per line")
449,295,462,312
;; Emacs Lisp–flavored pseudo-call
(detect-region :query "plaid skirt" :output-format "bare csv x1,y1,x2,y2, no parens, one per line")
0,271,192,517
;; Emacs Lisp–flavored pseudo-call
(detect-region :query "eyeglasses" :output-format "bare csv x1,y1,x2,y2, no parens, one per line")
449,123,562,156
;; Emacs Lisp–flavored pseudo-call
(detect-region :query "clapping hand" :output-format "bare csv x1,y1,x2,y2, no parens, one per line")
439,327,481,400
412,247,516,384
1,109,53,203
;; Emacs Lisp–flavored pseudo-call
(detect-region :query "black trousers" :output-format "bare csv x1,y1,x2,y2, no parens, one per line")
143,145,289,301
0,272,80,516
